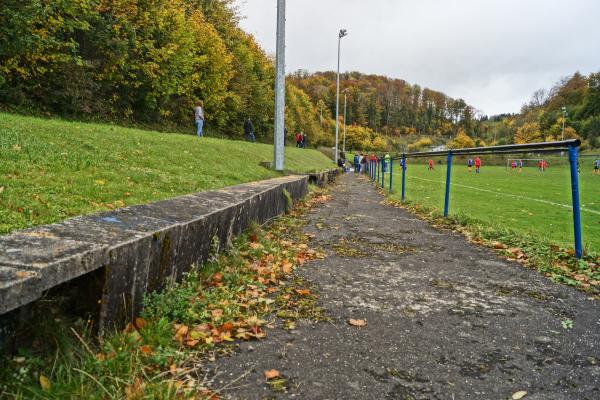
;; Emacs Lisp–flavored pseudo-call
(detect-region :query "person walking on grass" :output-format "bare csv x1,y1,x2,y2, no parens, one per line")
244,118,255,142
467,158,473,172
428,159,434,171
194,100,205,137
474,157,481,174
594,158,600,175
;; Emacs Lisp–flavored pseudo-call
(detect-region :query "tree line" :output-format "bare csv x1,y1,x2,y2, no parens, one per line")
484,71,600,149
0,0,330,144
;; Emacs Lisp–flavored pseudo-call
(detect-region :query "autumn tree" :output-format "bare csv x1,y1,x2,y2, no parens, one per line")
449,129,475,149
514,122,543,144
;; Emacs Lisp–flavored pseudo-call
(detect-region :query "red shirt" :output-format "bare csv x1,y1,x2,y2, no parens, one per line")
428,159,433,166
475,158,481,167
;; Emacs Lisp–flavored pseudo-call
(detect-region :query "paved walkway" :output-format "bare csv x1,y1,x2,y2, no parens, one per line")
210,173,600,399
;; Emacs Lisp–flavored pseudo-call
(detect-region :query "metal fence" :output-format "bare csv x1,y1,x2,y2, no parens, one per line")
368,139,583,258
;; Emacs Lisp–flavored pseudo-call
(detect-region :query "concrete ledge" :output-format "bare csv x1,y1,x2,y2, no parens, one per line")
0,175,313,329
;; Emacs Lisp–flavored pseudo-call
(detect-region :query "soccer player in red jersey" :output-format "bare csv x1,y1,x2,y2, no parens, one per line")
428,159,434,171
474,157,481,174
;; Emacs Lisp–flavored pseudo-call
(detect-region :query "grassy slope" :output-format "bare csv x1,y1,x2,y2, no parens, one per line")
387,162,600,251
0,113,333,234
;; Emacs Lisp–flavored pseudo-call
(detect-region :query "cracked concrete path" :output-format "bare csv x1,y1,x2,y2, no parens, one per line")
210,173,600,399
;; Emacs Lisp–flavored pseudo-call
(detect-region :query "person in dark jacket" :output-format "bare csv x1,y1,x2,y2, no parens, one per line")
244,118,255,142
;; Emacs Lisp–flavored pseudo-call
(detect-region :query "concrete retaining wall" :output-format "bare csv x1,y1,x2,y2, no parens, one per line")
0,174,323,333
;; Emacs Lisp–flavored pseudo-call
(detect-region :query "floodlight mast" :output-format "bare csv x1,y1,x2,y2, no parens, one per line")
335,28,348,165
273,0,286,171
561,106,567,141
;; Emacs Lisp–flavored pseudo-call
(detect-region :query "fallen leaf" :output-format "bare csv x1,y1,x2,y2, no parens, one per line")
139,345,153,355
174,325,189,343
134,317,147,330
512,391,528,399
264,369,280,379
348,319,367,327
0,186,4,194
281,260,293,274
212,272,224,283
39,375,51,391
295,289,311,296
218,322,234,332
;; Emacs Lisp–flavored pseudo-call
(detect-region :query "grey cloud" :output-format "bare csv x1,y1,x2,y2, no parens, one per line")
235,0,600,115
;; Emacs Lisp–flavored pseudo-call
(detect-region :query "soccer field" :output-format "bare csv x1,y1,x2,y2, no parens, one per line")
388,161,600,252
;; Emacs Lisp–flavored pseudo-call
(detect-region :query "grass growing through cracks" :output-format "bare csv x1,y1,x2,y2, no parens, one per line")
0,188,331,399
0,112,333,235
384,196,600,297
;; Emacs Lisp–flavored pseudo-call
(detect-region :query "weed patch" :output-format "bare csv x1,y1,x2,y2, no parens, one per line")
384,197,600,297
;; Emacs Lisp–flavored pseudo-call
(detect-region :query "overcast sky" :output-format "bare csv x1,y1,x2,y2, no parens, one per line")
234,0,600,116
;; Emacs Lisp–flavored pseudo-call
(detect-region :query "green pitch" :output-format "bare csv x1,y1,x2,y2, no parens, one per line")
387,160,600,252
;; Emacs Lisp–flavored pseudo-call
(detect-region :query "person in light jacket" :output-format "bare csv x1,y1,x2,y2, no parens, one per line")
194,100,205,137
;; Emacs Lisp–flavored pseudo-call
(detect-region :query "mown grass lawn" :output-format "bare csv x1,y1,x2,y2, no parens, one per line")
386,160,600,252
0,113,334,234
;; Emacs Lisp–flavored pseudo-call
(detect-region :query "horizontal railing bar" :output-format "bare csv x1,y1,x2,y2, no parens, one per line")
376,139,581,161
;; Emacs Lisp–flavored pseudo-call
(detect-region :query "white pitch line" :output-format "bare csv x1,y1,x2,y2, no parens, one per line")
407,176,600,216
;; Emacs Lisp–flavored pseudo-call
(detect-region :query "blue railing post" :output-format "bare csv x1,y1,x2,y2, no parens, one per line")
444,151,453,217
372,160,375,181
568,144,583,258
401,154,406,202
381,159,385,189
376,160,379,184
389,157,393,193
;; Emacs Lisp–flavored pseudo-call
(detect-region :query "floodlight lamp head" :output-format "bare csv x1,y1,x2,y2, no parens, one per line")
339,29,348,38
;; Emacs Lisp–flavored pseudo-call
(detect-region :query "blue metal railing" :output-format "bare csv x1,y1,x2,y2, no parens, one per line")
371,139,583,258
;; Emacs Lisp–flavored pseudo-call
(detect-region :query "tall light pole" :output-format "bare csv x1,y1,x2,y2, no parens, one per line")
561,106,567,141
273,0,286,171
335,28,348,165
343,88,348,156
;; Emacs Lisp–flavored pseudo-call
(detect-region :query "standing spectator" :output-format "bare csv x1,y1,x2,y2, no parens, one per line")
295,132,302,147
400,157,407,170
244,118,255,142
428,159,434,171
301,132,307,148
194,100,205,137
384,153,391,172
594,158,599,175
337,154,346,170
467,158,473,172
353,153,360,173
360,154,368,173
474,157,481,174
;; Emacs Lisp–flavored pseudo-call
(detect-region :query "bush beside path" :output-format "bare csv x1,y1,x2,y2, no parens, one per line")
209,173,600,399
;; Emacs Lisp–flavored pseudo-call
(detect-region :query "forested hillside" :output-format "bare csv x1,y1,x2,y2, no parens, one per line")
0,0,478,152
6,1,592,153
0,0,326,143
483,71,600,149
